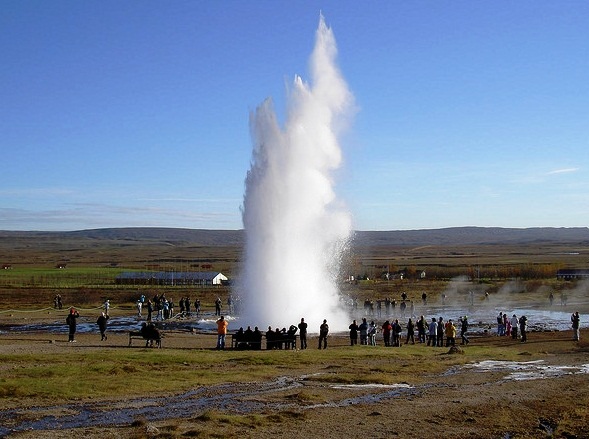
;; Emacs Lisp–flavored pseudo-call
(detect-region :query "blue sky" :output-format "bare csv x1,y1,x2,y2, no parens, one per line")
1,1,588,231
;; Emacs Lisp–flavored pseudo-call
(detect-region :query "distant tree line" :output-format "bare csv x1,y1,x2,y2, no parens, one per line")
414,263,564,281
354,263,565,282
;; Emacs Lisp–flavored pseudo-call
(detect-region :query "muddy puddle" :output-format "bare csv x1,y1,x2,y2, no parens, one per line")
462,360,589,381
2,358,588,435
0,375,418,436
441,359,589,382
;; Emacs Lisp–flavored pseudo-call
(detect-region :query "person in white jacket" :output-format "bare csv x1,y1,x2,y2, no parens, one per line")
510,314,519,340
427,318,438,347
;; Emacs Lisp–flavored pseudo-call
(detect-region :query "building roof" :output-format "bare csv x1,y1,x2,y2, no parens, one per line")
557,269,589,275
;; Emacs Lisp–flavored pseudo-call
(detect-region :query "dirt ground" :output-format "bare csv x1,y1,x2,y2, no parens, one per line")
1,309,589,439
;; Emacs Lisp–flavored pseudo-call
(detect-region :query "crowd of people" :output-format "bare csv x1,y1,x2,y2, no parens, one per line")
347,315,470,348
222,318,310,350
495,312,529,342
58,293,582,349
134,294,234,321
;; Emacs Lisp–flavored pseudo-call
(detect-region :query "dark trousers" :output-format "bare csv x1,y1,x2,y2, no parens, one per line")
300,334,307,349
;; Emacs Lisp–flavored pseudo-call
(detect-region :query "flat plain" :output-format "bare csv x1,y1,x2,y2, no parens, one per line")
1,228,588,438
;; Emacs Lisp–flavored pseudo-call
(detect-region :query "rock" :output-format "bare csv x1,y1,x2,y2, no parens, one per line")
448,345,464,354
145,424,160,437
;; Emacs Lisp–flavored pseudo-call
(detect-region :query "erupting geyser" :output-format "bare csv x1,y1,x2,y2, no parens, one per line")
238,15,354,332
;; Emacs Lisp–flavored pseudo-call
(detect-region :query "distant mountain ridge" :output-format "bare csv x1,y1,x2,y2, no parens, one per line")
355,227,589,246
1,226,588,247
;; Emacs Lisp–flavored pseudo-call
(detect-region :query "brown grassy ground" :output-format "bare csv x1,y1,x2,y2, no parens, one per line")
1,311,589,439
2,239,589,438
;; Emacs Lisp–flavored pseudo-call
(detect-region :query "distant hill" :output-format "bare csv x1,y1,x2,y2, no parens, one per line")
354,227,589,247
1,226,588,247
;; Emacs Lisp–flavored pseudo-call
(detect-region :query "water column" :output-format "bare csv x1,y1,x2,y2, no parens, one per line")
238,15,354,332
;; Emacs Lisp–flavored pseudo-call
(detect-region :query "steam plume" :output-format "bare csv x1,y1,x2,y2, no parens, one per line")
238,15,354,331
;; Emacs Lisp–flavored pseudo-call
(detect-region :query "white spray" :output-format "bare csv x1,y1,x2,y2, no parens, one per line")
238,15,354,332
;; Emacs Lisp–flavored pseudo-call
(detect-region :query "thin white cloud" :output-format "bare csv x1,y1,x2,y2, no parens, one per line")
0,187,75,197
547,168,579,175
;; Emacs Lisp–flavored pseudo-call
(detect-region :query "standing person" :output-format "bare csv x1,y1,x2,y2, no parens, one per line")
216,315,228,350
298,318,308,349
510,314,519,340
155,300,163,321
460,316,470,345
417,316,426,343
66,307,80,343
318,319,329,349
195,299,201,317
519,315,528,343
163,300,169,320
368,321,377,346
399,301,407,319
381,320,392,347
391,319,402,347
359,318,368,345
445,319,456,347
405,318,415,344
427,318,437,347
185,297,191,317
215,297,222,316
437,317,445,348
503,313,509,337
97,312,109,341
349,320,359,346
497,312,504,336
136,299,142,318
505,314,512,337
103,299,110,315
571,311,580,341
146,300,153,321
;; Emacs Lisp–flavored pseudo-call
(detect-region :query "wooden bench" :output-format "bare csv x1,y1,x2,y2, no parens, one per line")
231,333,263,350
231,333,298,350
129,330,162,348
